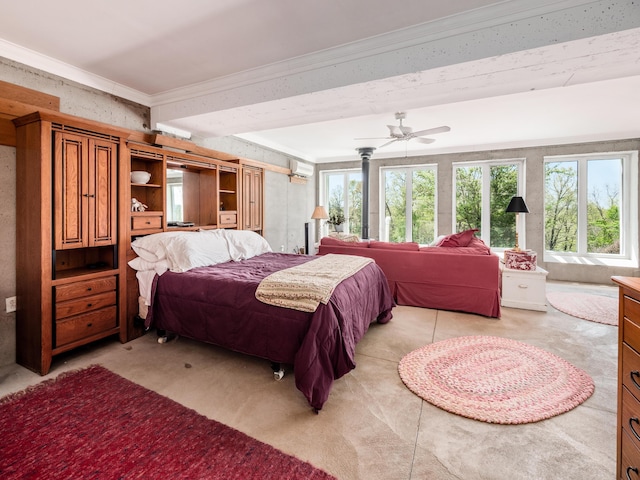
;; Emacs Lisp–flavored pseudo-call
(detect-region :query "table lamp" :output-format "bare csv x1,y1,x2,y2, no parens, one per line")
506,196,529,252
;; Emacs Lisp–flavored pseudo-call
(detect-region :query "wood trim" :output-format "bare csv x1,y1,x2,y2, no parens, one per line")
233,156,292,175
0,80,60,111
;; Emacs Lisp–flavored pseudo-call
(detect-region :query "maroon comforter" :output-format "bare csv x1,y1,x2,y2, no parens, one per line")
145,253,394,410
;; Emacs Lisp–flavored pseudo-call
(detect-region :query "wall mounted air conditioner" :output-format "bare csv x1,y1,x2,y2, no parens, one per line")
290,160,314,178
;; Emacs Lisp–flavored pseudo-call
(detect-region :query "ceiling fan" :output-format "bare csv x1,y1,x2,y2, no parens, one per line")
357,112,450,149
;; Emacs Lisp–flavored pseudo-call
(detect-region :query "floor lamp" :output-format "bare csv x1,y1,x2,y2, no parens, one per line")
309,206,329,254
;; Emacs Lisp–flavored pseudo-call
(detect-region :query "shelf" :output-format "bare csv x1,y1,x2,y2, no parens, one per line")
220,189,235,194
131,210,163,217
131,182,162,188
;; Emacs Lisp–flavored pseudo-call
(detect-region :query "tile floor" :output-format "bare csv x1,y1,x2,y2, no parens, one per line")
0,281,619,479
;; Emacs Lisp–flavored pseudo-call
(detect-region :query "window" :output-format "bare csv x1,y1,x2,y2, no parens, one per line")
380,165,437,244
544,152,638,266
319,169,362,236
453,159,524,249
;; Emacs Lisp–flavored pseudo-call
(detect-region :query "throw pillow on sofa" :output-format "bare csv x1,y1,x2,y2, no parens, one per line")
436,229,478,247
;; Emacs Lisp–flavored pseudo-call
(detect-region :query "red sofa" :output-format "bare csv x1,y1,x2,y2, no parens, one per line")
318,235,501,318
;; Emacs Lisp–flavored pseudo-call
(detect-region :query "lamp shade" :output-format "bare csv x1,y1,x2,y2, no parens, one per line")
505,196,529,213
311,205,329,220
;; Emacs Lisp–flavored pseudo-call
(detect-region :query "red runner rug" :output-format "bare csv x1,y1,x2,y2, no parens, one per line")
0,365,335,479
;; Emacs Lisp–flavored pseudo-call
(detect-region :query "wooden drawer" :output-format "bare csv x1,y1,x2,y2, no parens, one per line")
623,343,640,400
55,276,116,302
55,306,117,347
623,386,640,452
625,315,640,355
626,295,640,322
132,215,162,230
621,429,640,480
219,212,237,225
55,291,117,320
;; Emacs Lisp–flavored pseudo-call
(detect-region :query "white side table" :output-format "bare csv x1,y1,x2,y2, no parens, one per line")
501,266,548,311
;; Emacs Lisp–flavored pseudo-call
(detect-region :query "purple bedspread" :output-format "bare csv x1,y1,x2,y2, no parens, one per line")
145,253,394,410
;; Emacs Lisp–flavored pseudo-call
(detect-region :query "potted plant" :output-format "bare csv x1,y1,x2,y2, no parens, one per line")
327,208,345,232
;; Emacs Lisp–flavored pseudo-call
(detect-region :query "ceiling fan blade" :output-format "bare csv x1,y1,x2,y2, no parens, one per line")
354,137,392,140
411,125,451,137
414,137,436,145
399,125,412,135
387,125,402,137
378,138,399,149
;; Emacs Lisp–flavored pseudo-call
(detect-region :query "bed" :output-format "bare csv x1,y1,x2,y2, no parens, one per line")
129,230,394,411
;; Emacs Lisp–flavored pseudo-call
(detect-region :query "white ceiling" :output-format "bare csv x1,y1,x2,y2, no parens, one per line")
1,0,639,163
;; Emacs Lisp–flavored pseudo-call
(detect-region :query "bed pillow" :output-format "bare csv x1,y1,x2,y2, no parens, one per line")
222,229,272,260
131,231,189,262
163,230,233,272
369,240,419,251
127,256,170,275
436,229,478,248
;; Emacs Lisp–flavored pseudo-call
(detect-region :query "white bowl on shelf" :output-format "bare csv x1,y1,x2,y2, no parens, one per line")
131,171,151,184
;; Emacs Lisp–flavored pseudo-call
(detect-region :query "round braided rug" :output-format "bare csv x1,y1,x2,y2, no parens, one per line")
398,336,594,424
547,291,617,326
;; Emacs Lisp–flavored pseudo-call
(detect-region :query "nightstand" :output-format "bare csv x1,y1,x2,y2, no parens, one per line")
501,266,548,311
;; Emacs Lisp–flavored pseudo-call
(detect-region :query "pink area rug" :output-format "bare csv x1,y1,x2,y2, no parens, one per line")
398,336,594,424
547,291,618,326
0,365,335,479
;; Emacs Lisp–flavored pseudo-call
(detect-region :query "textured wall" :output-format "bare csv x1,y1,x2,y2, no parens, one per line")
0,146,16,366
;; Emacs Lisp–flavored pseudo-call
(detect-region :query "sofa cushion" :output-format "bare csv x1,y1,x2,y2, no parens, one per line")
369,240,420,251
320,236,370,247
436,229,478,247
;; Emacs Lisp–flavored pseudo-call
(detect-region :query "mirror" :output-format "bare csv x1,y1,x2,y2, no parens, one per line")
166,169,183,222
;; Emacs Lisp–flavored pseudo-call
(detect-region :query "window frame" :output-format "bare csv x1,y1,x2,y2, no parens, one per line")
379,163,438,243
543,151,638,267
318,168,362,237
452,158,526,251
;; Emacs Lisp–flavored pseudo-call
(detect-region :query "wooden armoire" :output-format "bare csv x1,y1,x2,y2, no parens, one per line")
13,111,129,375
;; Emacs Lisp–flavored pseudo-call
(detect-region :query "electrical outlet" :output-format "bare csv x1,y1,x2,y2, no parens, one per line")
6,296,16,313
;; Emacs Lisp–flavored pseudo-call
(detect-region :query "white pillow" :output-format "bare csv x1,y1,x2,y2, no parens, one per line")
131,231,187,262
127,257,170,275
163,230,232,272
222,230,272,260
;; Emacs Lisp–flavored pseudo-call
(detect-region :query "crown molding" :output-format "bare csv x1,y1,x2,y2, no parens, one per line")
0,38,151,106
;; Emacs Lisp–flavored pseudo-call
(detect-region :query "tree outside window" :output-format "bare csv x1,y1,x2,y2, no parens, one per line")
454,161,521,249
545,156,622,255
322,170,362,236
381,166,436,244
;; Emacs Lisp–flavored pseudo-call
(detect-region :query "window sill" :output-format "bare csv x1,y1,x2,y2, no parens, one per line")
543,252,638,269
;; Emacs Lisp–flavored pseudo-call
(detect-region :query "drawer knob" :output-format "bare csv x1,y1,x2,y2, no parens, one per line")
630,418,640,442
87,303,93,308
518,284,529,289
627,466,639,480
87,287,92,291
87,322,93,328
631,371,640,390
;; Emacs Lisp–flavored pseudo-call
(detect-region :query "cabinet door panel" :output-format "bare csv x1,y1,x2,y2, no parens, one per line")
54,132,88,249
243,167,263,231
90,139,117,246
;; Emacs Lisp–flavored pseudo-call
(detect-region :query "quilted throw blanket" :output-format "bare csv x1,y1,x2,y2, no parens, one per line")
255,253,373,312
